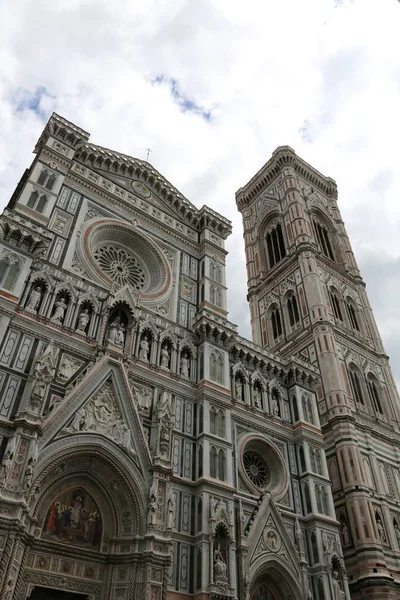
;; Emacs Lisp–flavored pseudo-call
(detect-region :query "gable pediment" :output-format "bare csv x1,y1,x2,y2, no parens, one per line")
247,494,300,576
41,357,152,472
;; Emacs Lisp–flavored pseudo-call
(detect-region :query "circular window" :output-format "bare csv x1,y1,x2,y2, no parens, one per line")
78,219,171,301
93,246,146,291
238,434,288,499
243,451,268,488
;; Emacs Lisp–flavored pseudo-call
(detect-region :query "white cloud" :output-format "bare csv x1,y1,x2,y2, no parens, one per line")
1,0,400,380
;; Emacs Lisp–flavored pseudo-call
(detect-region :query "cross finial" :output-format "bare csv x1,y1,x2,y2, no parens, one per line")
146,148,151,162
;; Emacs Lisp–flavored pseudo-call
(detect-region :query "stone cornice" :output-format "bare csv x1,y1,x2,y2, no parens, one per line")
236,146,338,209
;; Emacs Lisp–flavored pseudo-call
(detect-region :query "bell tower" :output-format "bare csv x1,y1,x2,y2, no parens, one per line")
236,146,400,598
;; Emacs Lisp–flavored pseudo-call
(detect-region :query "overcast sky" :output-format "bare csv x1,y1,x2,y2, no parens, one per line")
1,0,400,382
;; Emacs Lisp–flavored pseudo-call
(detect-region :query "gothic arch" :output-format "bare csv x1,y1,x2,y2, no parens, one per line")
249,557,302,600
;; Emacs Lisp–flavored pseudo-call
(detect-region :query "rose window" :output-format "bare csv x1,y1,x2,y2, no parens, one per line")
243,451,268,488
93,246,146,291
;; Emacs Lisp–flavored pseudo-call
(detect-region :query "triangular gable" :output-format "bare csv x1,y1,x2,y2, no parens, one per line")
41,357,152,472
247,494,300,576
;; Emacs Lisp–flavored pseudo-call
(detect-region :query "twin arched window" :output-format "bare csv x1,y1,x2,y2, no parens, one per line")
301,394,314,424
210,352,224,384
266,222,286,269
310,447,323,475
210,262,221,283
313,219,335,261
348,366,384,415
210,406,225,437
348,367,364,405
37,169,56,190
0,257,20,291
27,190,48,213
210,447,226,481
315,484,329,515
367,375,383,414
210,286,222,307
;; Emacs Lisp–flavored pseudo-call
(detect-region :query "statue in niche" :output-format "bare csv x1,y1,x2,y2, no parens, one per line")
52,296,68,323
116,322,125,346
213,543,227,580
332,571,345,600
160,344,170,369
157,392,173,453
26,285,42,312
272,395,280,416
340,517,349,546
235,378,243,401
23,458,35,492
108,319,119,343
180,352,190,378
108,317,125,346
147,496,157,525
253,386,262,408
0,453,13,488
139,335,150,361
376,515,386,542
167,487,175,530
77,308,91,333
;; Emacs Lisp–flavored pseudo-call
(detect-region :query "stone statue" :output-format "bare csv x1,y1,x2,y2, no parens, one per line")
26,285,42,312
180,353,190,378
307,582,313,600
23,458,35,492
160,345,170,369
235,378,243,401
147,497,157,525
139,335,150,361
70,406,87,431
332,571,345,600
108,319,119,343
340,520,349,546
377,518,386,542
52,296,68,323
272,397,280,416
77,308,90,332
116,322,125,346
31,373,47,400
213,543,227,579
167,487,175,530
0,453,12,488
253,387,262,408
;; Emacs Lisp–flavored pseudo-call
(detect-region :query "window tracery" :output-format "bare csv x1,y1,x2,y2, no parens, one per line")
266,222,286,269
0,256,20,291
312,218,335,261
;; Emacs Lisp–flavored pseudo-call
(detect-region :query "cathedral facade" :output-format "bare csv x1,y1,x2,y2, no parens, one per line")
0,113,395,600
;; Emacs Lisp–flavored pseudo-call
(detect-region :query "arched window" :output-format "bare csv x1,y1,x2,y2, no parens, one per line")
302,394,314,424
321,487,329,514
215,288,222,307
36,195,48,213
315,448,322,475
0,258,20,291
266,222,286,269
27,190,39,208
315,484,322,512
292,395,299,422
210,286,215,304
367,375,383,414
299,445,306,473
210,406,217,435
37,169,56,190
210,352,224,385
37,170,48,186
310,448,316,472
348,366,364,405
45,174,56,190
198,405,203,434
211,262,221,283
329,288,343,321
197,498,202,533
345,298,360,331
310,531,319,563
317,578,325,600
196,548,202,590
218,449,226,481
198,444,203,478
287,293,300,327
313,219,335,261
270,305,283,341
304,482,312,514
210,447,217,478
217,410,225,437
